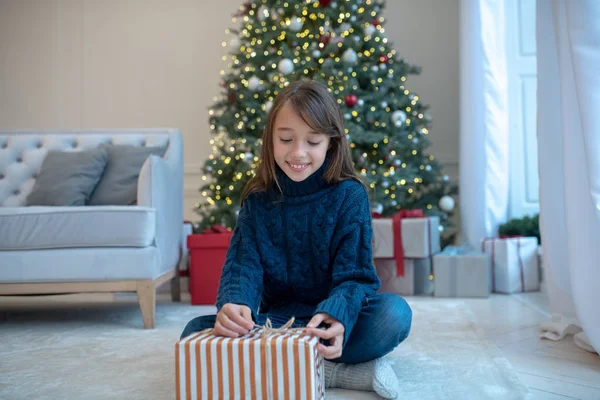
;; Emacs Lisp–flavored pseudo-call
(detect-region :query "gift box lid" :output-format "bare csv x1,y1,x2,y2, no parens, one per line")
187,232,232,249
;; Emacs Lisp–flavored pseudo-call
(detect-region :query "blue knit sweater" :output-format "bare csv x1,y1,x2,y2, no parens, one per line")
215,160,381,345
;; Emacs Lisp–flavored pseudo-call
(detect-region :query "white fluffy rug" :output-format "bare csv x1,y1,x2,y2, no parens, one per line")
0,294,528,399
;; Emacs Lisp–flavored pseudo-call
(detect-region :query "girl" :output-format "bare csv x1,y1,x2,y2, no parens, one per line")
181,80,412,398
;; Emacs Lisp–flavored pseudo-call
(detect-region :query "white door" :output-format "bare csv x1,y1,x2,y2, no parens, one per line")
506,0,539,219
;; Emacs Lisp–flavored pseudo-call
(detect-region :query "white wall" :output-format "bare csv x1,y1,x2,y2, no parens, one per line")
0,0,459,222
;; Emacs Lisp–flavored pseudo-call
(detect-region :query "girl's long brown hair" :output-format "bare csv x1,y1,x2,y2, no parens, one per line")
241,80,364,203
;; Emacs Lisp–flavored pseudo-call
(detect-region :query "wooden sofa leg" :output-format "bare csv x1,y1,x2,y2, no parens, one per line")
136,280,156,329
171,275,181,302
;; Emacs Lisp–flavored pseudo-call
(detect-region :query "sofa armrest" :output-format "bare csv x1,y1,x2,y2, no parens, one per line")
137,133,183,276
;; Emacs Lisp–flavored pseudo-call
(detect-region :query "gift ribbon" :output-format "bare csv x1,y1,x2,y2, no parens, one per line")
392,210,431,277
201,225,230,234
449,256,458,297
482,237,525,292
254,317,306,338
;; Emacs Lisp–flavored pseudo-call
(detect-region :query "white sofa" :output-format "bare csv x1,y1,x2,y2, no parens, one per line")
0,129,183,328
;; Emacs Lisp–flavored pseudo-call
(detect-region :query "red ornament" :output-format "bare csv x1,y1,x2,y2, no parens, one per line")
227,91,236,104
345,94,358,107
319,0,332,6
378,54,389,64
372,17,381,27
233,2,252,17
318,34,330,48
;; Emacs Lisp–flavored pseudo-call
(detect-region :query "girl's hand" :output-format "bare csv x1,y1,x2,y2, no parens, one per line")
214,303,255,338
305,313,345,360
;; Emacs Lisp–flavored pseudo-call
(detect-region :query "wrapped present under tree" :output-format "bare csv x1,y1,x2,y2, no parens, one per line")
372,209,440,277
481,236,539,294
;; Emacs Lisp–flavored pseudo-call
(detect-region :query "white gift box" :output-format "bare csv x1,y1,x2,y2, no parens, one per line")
177,222,193,293
180,222,193,271
372,217,441,258
433,248,491,298
481,237,540,294
180,276,189,293
375,258,433,296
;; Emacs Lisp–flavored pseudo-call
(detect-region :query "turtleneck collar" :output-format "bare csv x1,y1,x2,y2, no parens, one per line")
273,157,330,197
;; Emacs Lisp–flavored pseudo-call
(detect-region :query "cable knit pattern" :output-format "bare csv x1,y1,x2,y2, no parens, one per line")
215,161,381,346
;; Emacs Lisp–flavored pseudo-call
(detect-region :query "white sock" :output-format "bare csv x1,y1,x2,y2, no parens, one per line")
373,358,401,399
323,358,400,399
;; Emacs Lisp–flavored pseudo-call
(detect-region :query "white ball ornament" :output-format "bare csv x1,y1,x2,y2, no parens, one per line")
278,58,294,74
372,203,383,215
439,195,455,212
248,76,261,91
339,23,351,33
391,110,407,126
364,25,376,37
289,17,302,32
312,50,321,58
381,101,388,108
265,100,273,112
342,48,358,65
229,37,240,49
358,99,364,106
257,6,268,22
371,65,379,72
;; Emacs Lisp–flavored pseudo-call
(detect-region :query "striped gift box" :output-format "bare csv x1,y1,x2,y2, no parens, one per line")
176,328,325,400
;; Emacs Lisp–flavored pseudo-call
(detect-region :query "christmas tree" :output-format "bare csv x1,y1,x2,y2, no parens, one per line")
195,0,458,244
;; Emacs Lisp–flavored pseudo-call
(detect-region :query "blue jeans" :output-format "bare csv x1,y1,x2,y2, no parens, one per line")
180,292,412,364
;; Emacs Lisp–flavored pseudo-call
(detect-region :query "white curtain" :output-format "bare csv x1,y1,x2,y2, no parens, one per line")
536,0,600,354
459,0,510,250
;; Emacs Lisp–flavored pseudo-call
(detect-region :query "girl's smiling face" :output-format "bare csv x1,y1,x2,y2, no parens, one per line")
272,101,330,182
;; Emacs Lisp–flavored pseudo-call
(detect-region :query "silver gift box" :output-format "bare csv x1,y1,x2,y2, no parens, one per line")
375,258,433,296
433,249,491,298
372,217,441,258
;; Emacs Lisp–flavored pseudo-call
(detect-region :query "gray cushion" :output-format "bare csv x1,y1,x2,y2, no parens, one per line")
25,148,109,206
88,144,166,206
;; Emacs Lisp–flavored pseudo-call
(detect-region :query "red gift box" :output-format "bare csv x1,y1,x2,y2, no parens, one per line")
186,226,232,305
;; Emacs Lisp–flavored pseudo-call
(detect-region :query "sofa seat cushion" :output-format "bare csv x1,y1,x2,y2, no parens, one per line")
0,206,155,250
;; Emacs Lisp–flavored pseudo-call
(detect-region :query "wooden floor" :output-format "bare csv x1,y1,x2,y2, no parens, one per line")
462,292,600,400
